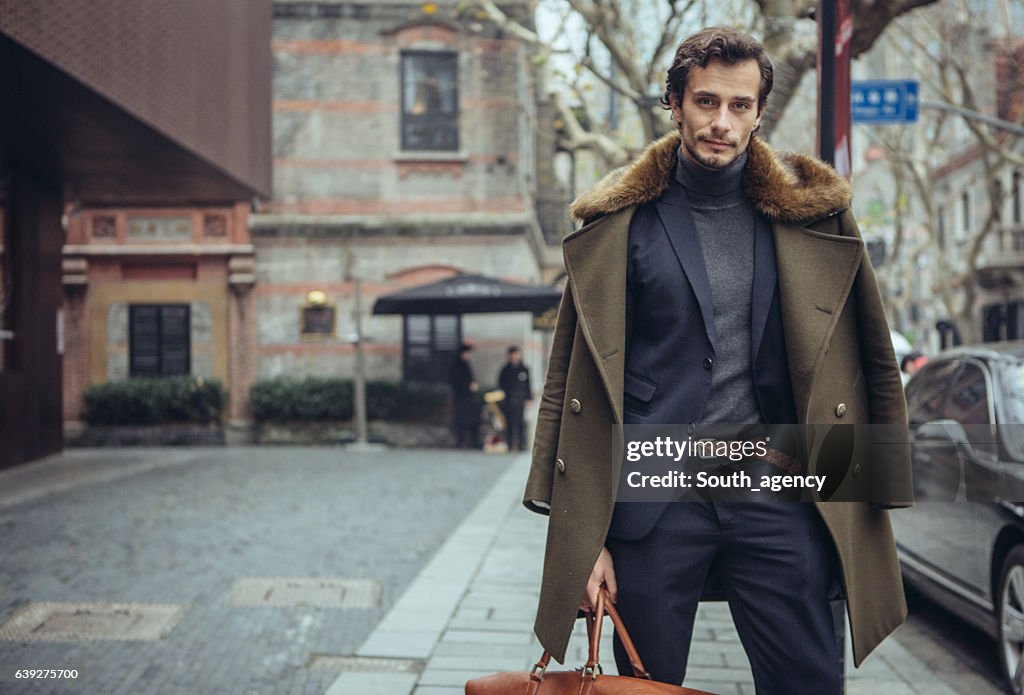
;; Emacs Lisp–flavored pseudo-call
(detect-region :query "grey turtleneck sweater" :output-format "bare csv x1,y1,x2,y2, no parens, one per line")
675,149,763,425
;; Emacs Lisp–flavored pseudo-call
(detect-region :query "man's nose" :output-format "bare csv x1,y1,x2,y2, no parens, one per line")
710,107,731,133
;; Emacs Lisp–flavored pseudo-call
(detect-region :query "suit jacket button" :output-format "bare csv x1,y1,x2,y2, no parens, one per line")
835,403,848,417
569,398,582,413
688,422,696,434
556,458,566,474
703,357,713,370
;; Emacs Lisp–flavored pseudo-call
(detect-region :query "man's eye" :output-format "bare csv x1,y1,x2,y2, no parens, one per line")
734,102,751,110
697,98,715,106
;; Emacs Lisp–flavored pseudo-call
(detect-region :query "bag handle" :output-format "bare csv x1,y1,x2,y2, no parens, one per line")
528,587,651,683
583,587,651,680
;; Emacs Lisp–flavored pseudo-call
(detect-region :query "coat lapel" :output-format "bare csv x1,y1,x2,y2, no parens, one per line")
562,209,630,424
773,221,864,421
654,183,717,351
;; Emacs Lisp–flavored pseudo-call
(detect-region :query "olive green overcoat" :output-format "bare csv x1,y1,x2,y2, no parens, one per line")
524,132,914,667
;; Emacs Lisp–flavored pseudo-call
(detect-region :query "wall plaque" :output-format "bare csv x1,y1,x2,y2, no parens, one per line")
126,217,192,242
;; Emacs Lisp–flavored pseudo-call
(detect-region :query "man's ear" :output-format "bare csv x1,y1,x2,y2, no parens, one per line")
669,93,683,123
753,106,766,131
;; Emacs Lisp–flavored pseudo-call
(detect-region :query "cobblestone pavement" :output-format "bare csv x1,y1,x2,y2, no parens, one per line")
0,447,510,695
0,448,1009,695
328,456,1006,695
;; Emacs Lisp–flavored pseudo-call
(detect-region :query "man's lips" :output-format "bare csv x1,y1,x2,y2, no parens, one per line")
702,139,734,151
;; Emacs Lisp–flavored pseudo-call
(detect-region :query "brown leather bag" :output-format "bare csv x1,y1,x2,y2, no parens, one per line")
465,588,717,694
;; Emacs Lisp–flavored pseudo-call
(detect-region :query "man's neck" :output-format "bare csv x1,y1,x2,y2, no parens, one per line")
675,147,747,197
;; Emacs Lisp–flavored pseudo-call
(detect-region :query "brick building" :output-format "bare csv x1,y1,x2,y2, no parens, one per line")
52,0,565,438
250,0,562,389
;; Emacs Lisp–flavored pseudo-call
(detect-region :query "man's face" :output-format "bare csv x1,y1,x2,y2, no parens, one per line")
670,59,763,170
509,351,521,365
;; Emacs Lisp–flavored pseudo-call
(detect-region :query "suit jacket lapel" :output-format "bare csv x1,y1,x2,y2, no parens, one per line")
654,183,717,351
773,221,864,421
562,209,630,424
750,212,777,364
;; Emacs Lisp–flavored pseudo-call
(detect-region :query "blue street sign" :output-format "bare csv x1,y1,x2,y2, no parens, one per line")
852,80,919,124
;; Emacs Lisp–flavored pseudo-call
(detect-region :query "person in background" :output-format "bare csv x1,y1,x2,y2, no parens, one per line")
900,351,928,385
498,346,532,451
449,342,480,449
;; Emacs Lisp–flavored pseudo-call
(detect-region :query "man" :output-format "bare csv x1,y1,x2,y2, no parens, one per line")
523,27,912,694
449,342,480,449
498,346,533,451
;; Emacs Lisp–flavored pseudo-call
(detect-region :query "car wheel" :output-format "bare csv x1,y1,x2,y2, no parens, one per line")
999,546,1024,694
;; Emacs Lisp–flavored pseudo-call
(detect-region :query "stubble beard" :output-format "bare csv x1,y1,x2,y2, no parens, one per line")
684,135,740,170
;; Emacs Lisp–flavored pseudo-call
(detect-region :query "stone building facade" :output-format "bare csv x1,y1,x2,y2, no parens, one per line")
61,205,259,425
251,0,559,389
58,0,562,433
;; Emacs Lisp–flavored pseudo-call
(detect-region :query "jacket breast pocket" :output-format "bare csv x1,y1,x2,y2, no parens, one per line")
623,370,657,416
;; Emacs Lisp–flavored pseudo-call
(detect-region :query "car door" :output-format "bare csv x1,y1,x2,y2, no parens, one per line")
901,358,984,594
894,360,959,555
976,359,1024,607
943,358,997,595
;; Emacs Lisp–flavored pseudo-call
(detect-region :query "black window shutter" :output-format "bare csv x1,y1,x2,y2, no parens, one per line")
129,304,190,377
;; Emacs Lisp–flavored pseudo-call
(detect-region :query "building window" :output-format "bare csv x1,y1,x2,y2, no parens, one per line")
960,189,973,240
129,304,191,377
401,52,458,151
403,314,460,382
994,179,1004,224
1014,171,1022,225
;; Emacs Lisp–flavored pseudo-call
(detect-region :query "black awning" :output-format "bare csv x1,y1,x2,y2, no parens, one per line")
372,274,561,315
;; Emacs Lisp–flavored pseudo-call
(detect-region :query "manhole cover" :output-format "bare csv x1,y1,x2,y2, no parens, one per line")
227,577,381,608
307,655,423,673
0,603,186,641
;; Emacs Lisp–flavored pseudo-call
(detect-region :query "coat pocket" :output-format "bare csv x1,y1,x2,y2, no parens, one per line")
623,370,657,415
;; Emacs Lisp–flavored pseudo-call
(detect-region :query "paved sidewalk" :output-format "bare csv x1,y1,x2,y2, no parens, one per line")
327,455,964,695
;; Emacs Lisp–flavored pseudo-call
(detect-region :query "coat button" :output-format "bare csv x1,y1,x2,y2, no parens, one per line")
835,403,848,417
569,398,582,414
703,357,713,370
556,458,566,474
687,422,696,434
853,462,862,477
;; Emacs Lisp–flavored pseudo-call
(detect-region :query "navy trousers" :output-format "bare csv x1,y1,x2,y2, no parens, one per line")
606,501,842,694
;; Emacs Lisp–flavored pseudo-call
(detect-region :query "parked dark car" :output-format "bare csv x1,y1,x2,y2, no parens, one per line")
894,343,1024,694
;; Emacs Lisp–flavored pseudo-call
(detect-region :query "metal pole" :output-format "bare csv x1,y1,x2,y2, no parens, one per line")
353,276,369,446
817,0,837,166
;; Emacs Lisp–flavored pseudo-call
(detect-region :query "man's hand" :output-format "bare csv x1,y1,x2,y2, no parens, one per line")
580,546,617,612
470,382,479,393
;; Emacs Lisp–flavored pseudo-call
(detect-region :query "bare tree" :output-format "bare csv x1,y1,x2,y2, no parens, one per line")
864,0,1022,344
473,0,939,168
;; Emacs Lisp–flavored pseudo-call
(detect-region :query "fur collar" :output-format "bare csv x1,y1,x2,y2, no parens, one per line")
569,132,852,226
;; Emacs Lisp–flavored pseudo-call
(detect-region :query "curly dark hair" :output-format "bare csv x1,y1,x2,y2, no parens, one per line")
661,27,774,114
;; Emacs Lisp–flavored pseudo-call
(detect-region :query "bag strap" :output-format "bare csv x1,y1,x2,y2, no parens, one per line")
583,587,651,680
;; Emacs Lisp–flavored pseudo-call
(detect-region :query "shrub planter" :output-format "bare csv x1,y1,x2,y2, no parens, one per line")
254,420,455,448
66,422,225,447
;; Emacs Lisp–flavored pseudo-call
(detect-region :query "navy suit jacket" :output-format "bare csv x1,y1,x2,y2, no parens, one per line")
608,177,798,541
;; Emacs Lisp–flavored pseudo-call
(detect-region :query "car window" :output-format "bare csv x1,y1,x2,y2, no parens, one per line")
998,362,1024,460
906,360,960,425
944,362,991,426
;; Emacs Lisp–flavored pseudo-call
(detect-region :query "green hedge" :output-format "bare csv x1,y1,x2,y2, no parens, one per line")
249,377,450,423
84,376,227,426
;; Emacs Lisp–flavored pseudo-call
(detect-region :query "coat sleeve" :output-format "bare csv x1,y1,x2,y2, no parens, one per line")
839,208,914,507
523,282,577,515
